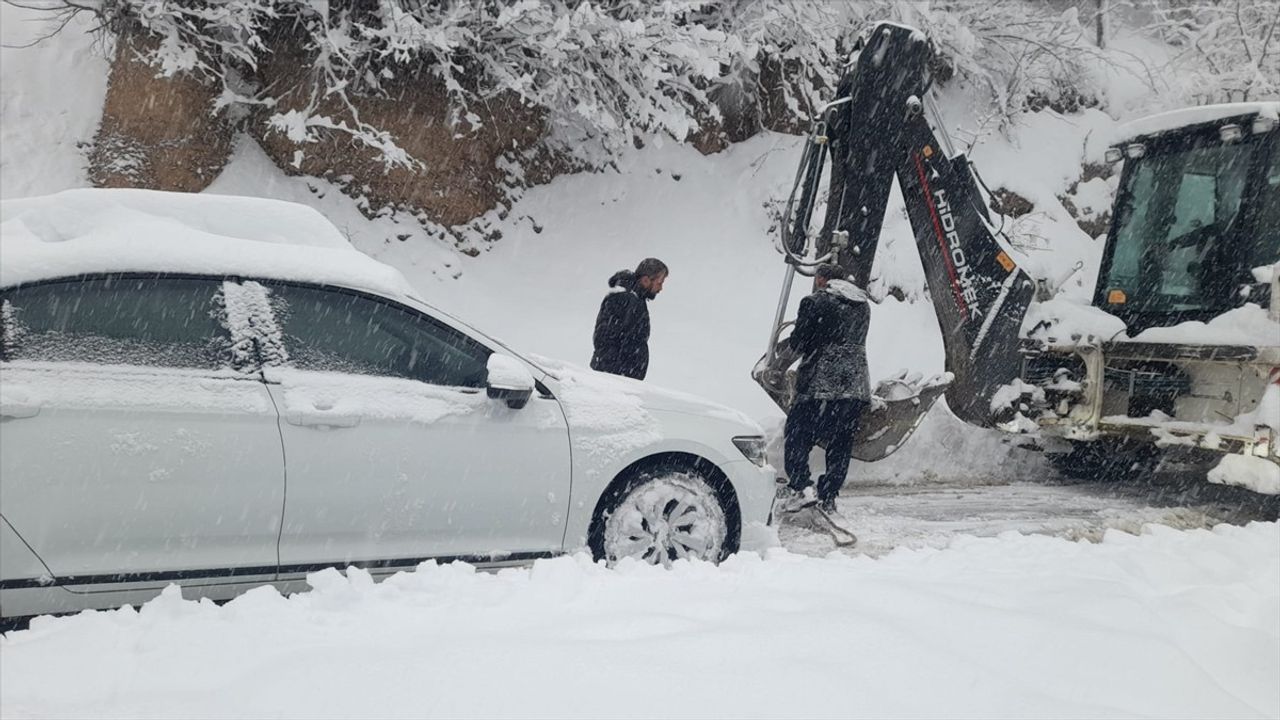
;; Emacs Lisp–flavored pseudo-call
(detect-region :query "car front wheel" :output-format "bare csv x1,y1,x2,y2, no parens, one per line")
600,470,729,567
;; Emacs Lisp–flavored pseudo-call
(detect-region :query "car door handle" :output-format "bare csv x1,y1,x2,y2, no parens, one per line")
285,410,361,429
0,403,41,420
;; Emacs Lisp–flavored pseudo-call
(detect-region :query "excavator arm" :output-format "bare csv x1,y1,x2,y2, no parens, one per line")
753,22,1035,460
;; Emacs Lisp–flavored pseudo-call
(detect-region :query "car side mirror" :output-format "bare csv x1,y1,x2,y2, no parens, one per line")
486,354,535,409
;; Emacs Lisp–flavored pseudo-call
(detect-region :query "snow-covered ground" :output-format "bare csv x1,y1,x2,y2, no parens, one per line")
4,523,1277,719
2,4,1279,718
785,472,1280,559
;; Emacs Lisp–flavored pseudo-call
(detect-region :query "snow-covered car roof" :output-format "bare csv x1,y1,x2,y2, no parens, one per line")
1114,101,1279,145
0,188,420,300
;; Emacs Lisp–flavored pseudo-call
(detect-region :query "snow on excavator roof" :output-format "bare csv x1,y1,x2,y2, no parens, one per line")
0,188,419,300
1115,101,1280,144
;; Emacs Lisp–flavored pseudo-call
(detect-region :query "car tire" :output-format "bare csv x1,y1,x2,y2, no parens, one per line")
592,468,731,567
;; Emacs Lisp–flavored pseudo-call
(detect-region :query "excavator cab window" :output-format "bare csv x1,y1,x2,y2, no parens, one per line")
1247,138,1280,269
1098,119,1277,329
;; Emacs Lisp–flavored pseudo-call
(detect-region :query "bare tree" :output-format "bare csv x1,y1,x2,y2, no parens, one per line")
1141,0,1280,103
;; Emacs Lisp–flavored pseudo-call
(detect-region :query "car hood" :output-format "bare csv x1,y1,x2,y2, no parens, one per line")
529,355,761,433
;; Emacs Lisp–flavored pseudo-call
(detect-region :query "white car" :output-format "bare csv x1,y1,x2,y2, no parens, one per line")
0,189,776,621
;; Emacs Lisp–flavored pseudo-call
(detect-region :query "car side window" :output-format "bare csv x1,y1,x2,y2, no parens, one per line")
266,283,491,388
0,277,231,369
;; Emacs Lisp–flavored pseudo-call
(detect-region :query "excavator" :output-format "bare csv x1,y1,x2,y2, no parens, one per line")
753,22,1280,487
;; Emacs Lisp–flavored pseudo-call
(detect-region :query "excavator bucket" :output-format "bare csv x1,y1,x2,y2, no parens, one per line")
752,329,953,462
850,372,951,461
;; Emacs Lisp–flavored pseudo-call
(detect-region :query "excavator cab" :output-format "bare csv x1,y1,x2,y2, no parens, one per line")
1097,108,1279,332
1016,105,1280,469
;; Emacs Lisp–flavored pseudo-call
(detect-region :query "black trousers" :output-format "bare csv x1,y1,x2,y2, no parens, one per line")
784,398,866,502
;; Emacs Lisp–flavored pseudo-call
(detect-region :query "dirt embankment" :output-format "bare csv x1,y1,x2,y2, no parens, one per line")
89,31,567,230
248,44,553,229
88,30,798,229
89,31,233,192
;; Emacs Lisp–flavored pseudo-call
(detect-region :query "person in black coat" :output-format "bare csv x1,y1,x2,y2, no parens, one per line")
781,263,872,513
590,258,668,380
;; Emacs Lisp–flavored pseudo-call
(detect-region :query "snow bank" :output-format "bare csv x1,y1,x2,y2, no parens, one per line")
1209,456,1280,495
970,108,1118,198
3,522,1276,718
0,3,111,200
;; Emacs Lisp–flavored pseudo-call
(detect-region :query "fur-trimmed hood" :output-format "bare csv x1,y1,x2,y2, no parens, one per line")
607,269,637,292
824,278,871,304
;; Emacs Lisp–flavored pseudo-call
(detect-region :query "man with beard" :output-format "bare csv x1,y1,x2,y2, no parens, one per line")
590,257,668,380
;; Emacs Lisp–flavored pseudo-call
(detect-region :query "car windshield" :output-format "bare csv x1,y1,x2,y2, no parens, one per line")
1100,130,1277,318
399,293,560,381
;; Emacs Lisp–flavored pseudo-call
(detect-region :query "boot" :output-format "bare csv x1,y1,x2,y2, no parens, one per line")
778,485,818,514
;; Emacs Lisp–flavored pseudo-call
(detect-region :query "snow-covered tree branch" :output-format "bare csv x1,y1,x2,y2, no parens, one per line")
10,0,1132,168
1140,0,1280,103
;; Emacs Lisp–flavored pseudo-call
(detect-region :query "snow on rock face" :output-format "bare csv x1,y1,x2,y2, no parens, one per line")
1208,455,1280,495
970,108,1119,197
1062,176,1115,226
3,522,1276,718
0,189,417,301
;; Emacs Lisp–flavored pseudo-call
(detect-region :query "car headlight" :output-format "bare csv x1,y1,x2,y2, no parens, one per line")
732,435,768,466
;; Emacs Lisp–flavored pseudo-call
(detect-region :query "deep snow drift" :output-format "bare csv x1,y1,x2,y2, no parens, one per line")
3,523,1277,719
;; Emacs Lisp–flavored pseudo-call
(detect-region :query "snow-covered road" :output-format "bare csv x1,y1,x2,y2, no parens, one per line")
3,521,1276,719
783,471,1280,558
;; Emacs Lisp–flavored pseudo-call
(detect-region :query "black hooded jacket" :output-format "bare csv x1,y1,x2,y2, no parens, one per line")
789,279,871,402
591,270,651,380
